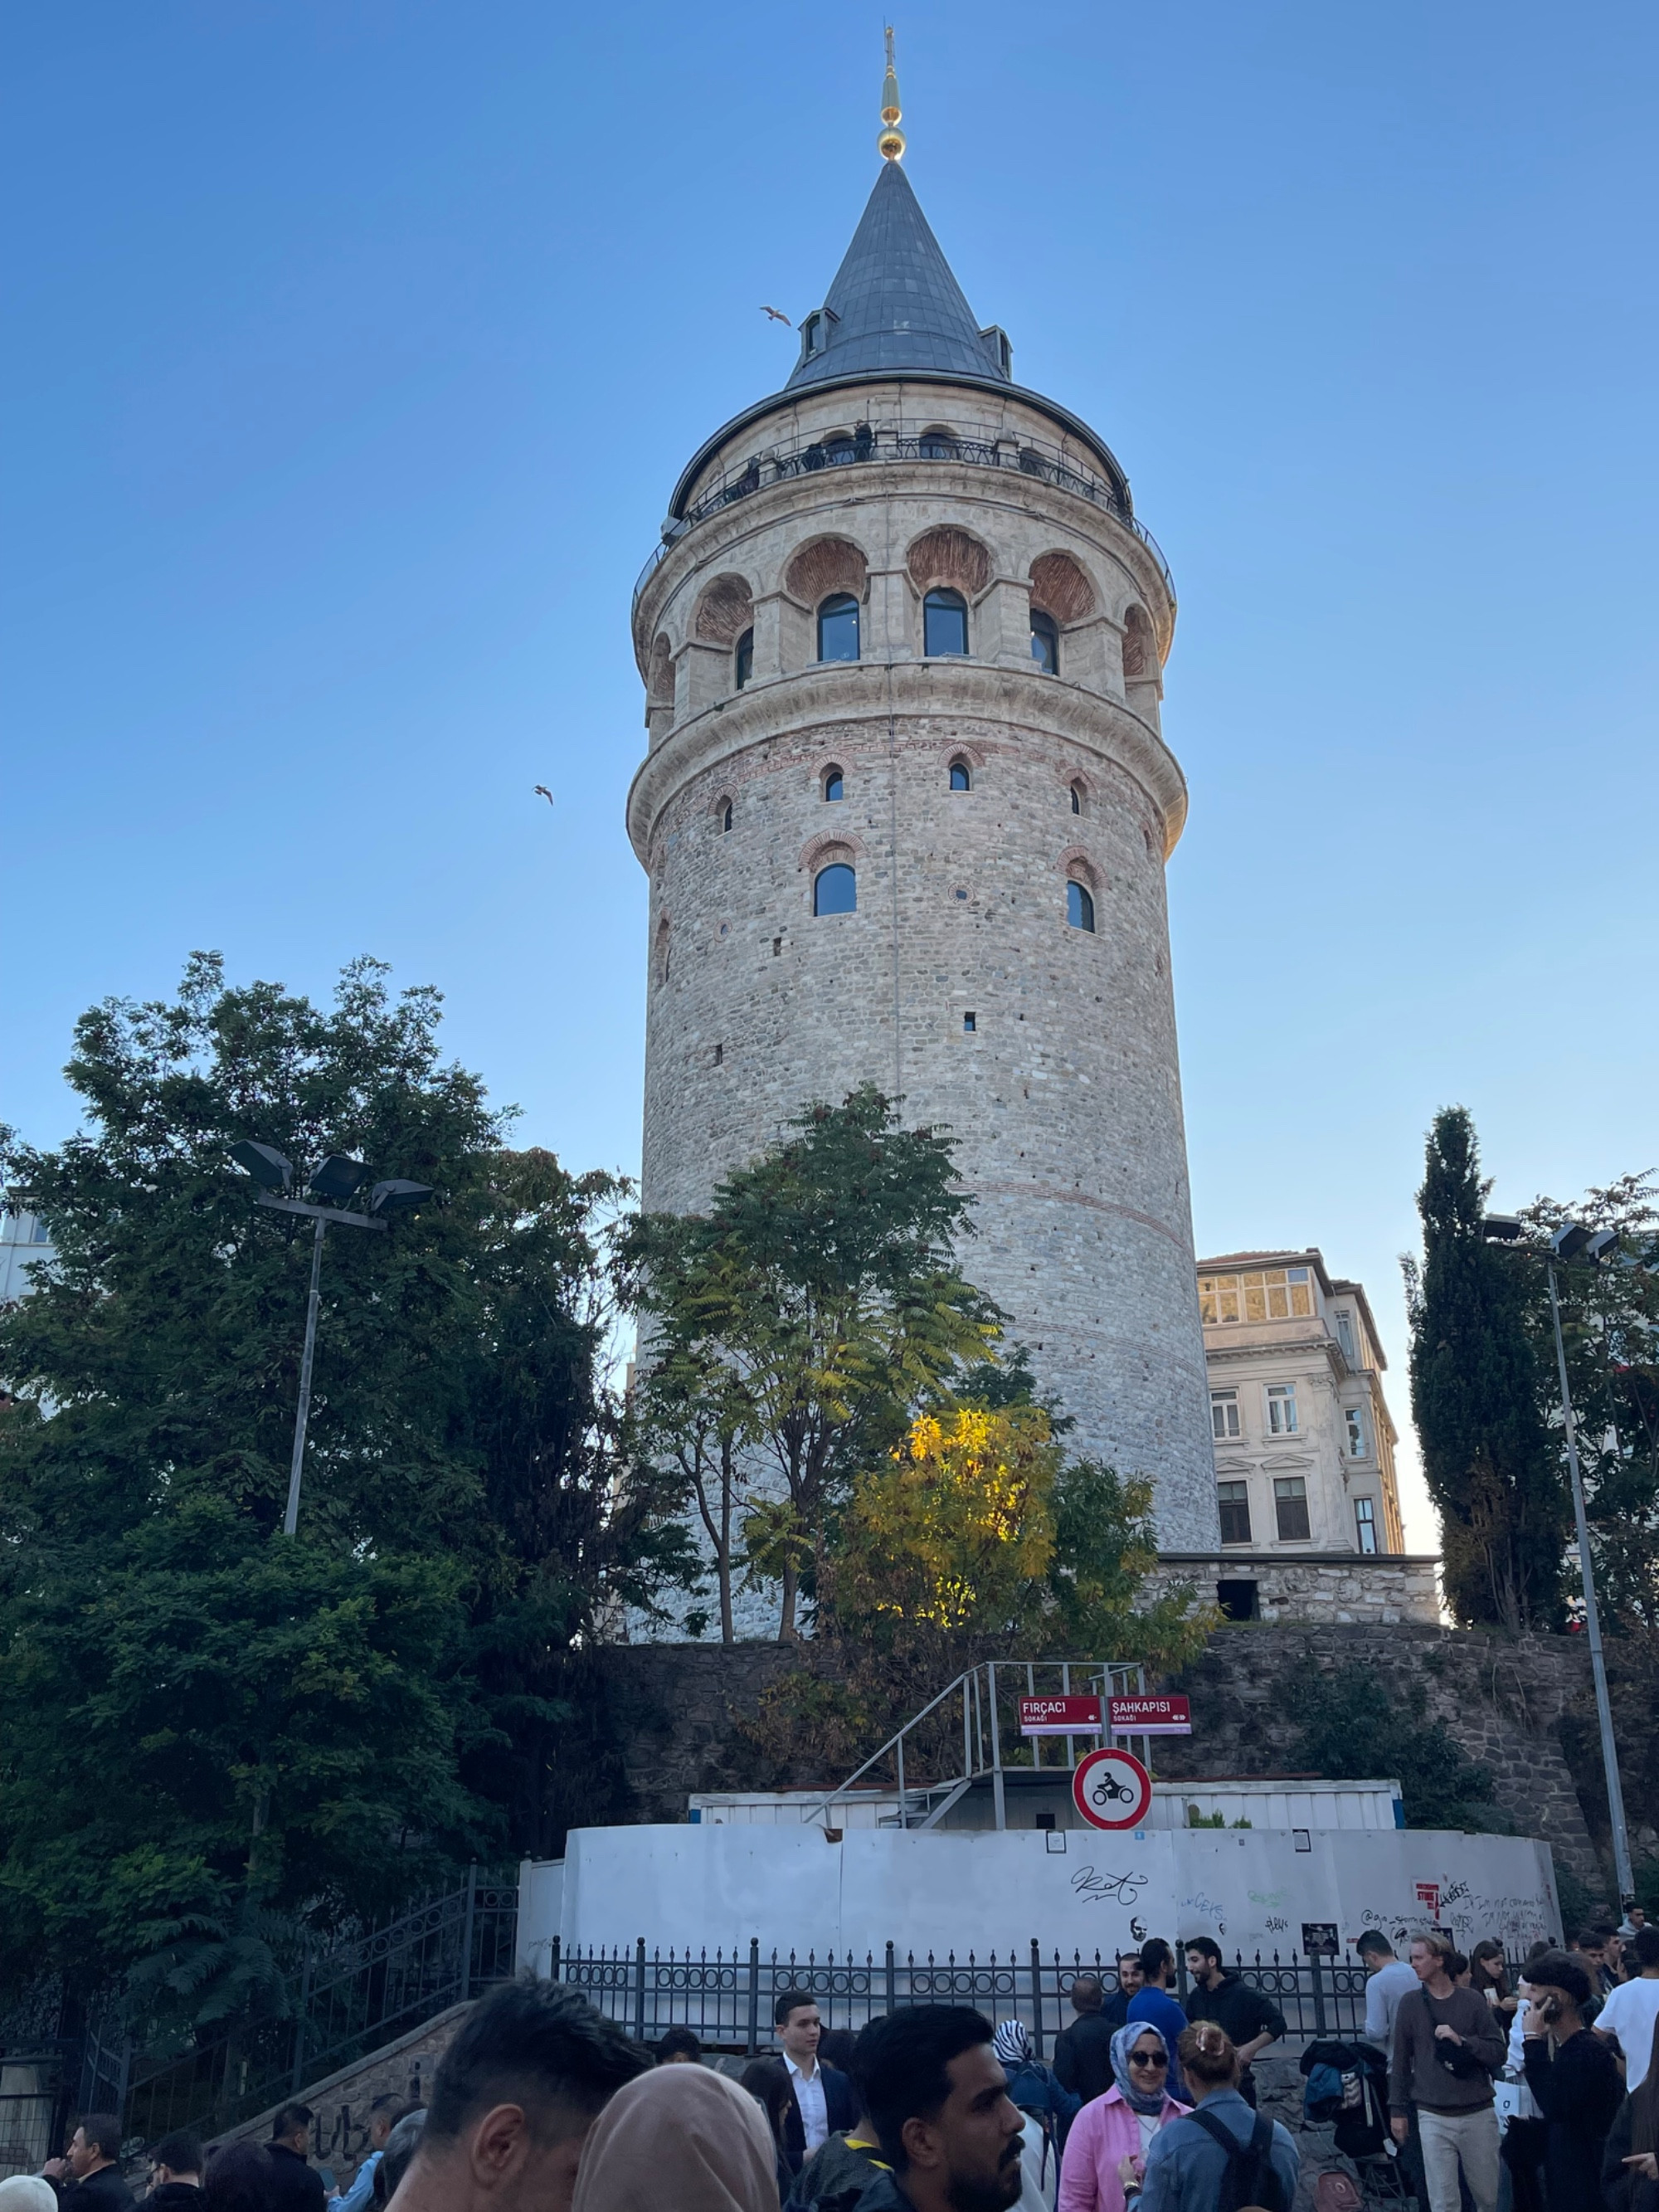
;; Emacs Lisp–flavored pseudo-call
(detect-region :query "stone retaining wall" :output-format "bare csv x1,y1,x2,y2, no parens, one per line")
1145,1552,1441,1625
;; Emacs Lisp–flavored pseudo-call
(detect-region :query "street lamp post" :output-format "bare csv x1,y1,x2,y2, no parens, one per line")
231,1143,431,1537
1485,1213,1636,1908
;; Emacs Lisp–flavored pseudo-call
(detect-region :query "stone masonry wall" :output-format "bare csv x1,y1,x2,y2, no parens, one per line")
591,1625,1659,1904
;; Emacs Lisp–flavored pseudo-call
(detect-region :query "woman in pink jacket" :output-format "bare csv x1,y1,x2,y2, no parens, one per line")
1057,2024,1190,2212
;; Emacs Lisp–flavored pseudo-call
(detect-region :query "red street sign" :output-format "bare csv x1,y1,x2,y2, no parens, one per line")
1019,1694,1102,1737
1108,1693,1191,1737
1073,1747,1153,1830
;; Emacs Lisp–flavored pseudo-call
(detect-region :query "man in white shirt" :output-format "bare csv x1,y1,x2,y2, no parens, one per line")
775,1987,857,2166
1359,1931,1421,2050
1595,1926,1659,2088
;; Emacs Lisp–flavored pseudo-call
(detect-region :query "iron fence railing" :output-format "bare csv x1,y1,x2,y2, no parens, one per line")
551,1940,1497,2057
634,423,1175,607
85,1867,518,2146
0,2059,67,2180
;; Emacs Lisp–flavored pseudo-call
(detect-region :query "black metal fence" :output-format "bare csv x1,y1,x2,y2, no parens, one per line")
82,1868,518,2146
550,1941,1396,2057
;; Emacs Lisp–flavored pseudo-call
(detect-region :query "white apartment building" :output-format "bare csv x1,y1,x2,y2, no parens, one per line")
1198,1249,1405,1560
0,1210,55,1303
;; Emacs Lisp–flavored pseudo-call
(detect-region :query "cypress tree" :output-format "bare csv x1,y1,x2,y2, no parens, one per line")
1405,1106,1567,1629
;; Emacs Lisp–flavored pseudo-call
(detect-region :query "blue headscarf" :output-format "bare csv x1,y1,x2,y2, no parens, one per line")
1111,2022,1173,2115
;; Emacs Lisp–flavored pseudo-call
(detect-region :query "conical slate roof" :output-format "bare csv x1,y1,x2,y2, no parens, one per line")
786,160,1008,389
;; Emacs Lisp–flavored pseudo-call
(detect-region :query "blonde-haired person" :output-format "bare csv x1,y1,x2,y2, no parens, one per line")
1121,2024,1297,2212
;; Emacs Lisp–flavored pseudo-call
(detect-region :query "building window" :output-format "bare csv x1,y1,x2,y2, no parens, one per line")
1273,1475,1311,1541
825,435,856,465
949,760,971,792
734,628,753,689
1216,1578,1260,1620
919,426,957,459
800,312,825,358
1218,1481,1253,1546
923,588,969,656
1199,1265,1315,1325
1335,1308,1356,1362
1067,880,1095,933
962,1012,976,1033
720,800,733,832
1030,610,1059,673
823,767,844,801
1355,1496,1379,1554
1344,1403,1369,1458
818,594,860,662
1210,1390,1240,1440
1070,782,1083,815
1266,1383,1298,1435
814,863,856,916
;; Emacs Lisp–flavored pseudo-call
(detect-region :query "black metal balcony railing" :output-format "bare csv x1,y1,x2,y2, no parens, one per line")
633,426,1175,609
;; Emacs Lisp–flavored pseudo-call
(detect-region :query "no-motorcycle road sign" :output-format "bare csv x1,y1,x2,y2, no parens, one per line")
1072,1746,1153,1830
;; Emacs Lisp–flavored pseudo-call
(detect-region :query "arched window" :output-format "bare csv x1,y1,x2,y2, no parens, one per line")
924,588,969,657
949,760,971,792
1067,880,1096,933
825,435,856,465
1070,782,1083,816
1030,610,1059,674
818,593,860,662
734,628,753,689
720,800,733,833
814,863,857,916
919,426,957,460
823,766,844,801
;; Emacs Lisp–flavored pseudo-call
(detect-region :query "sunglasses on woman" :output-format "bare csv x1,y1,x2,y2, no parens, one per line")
1129,2051,1169,2069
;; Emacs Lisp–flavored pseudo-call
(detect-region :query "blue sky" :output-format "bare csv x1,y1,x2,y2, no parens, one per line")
7,2,1657,1549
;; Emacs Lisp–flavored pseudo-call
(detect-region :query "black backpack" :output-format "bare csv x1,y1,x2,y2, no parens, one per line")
1181,2106,1292,2212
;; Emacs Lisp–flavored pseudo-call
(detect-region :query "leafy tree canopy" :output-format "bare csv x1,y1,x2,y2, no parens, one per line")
0,955,684,2024
1287,1660,1511,1834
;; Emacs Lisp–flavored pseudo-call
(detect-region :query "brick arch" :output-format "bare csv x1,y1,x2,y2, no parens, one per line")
943,739,988,770
647,635,674,706
1029,550,1097,623
798,831,865,872
694,572,754,646
785,536,868,607
1056,844,1102,893
906,525,993,600
1121,603,1155,679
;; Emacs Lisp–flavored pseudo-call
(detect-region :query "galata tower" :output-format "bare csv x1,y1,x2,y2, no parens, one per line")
628,58,1219,1552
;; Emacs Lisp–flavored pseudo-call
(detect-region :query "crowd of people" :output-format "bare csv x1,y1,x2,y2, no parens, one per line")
7,1910,1655,2212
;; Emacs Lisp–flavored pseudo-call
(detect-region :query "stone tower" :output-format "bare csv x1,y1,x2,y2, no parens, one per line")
628,90,1219,1552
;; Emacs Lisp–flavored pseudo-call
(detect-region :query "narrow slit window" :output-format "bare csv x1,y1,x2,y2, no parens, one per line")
734,628,754,689
720,800,733,832
1067,880,1095,933
962,1011,976,1033
1070,783,1083,815
1030,610,1059,674
949,761,971,792
814,863,856,916
817,594,860,662
823,767,844,801
923,588,969,657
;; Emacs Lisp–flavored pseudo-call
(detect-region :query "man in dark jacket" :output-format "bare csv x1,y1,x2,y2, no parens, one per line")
41,2114,136,2206
1520,1951,1623,2212
1053,1975,1121,2103
145,2132,203,2207
1184,1940,1287,2107
265,2104,326,2212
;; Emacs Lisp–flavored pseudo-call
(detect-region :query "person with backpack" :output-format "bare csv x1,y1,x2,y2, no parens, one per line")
992,2019,1080,2190
1124,2022,1297,2212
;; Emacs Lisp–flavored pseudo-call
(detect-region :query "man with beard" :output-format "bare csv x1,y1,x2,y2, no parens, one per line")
836,2007,1025,2212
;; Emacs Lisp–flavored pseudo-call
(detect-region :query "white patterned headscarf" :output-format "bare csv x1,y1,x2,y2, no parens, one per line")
994,2019,1034,2067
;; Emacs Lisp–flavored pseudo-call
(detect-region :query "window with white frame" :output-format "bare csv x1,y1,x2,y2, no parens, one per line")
1344,1403,1369,1458
1335,1308,1357,1362
1210,1390,1241,1441
1199,1264,1315,1324
1266,1383,1298,1435
1273,1475,1311,1542
1354,1496,1379,1554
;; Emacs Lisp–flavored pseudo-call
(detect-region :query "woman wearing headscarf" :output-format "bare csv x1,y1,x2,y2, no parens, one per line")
1056,2025,1188,2212
571,2062,781,2212
994,2020,1082,2205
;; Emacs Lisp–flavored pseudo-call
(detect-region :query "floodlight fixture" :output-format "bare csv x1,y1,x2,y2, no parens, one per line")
1481,1215,1525,1243
231,1140,294,1191
1551,1220,1593,1261
309,1154,369,1202
1584,1229,1619,1264
369,1178,435,1216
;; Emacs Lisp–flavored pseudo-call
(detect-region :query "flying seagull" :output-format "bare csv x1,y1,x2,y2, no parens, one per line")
533,785,554,806
760,305,792,325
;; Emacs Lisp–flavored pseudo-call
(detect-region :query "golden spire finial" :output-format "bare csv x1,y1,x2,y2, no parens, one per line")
878,26,905,161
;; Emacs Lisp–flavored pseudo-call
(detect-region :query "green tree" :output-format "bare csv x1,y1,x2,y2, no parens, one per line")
1404,1107,1567,1630
1515,1176,1659,1634
1287,1659,1511,1832
623,1089,1000,1640
0,955,682,2020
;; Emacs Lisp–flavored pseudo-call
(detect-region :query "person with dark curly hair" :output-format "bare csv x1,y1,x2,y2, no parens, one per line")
1520,1950,1622,2212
